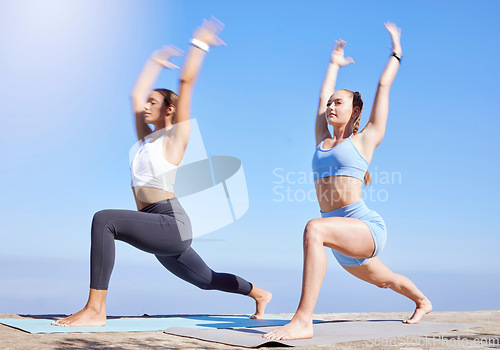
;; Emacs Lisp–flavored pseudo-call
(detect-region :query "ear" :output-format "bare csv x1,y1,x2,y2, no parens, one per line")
166,105,176,116
352,106,361,119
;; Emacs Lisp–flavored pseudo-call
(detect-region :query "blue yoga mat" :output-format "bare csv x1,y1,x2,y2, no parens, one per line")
0,314,292,334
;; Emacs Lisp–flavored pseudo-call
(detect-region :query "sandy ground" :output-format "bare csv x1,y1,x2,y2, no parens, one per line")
1,310,499,349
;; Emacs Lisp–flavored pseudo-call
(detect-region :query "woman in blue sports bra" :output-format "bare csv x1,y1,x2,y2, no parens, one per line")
264,23,431,341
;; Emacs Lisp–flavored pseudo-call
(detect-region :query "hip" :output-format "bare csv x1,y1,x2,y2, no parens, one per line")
320,199,385,228
133,186,176,211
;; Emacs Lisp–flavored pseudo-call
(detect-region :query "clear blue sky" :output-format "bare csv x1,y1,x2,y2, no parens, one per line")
1,0,499,315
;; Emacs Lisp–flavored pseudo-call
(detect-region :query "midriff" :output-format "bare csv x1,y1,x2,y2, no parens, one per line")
315,176,363,213
132,186,176,211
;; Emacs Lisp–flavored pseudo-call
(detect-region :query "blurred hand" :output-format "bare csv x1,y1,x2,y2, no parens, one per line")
331,39,355,67
384,22,402,56
192,16,225,47
151,45,183,69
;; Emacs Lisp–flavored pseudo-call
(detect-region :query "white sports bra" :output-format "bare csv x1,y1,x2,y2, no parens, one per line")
130,135,180,192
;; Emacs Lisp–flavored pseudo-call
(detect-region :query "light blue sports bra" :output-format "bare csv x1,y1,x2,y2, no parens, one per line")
312,135,369,182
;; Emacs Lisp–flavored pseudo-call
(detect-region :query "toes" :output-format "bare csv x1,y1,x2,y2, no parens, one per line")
263,330,278,339
270,332,282,340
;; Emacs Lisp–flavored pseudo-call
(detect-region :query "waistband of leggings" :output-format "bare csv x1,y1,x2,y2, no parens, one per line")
140,197,183,213
320,199,370,218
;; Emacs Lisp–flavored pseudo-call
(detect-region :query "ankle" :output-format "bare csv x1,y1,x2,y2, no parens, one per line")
292,313,313,325
85,304,105,314
249,285,267,299
417,297,429,306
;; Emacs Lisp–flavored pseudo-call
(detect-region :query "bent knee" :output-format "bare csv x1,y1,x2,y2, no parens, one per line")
198,283,212,291
92,210,111,224
374,275,397,289
91,210,115,236
194,278,213,291
303,219,324,245
376,281,394,289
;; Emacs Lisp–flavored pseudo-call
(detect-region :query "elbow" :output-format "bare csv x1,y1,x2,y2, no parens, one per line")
130,87,143,102
179,78,196,93
130,84,143,100
179,75,194,85
378,81,392,90
130,94,142,107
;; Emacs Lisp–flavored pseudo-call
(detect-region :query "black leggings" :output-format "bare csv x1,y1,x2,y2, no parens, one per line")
90,197,252,295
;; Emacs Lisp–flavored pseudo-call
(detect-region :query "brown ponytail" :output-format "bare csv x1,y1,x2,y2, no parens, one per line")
345,90,372,186
154,88,178,124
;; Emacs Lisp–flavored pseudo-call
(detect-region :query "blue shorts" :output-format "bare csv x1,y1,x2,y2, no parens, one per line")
321,200,387,267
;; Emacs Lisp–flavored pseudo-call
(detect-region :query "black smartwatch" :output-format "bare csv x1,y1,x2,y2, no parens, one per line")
392,52,402,63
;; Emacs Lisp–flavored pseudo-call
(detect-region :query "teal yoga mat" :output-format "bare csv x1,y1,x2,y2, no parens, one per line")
0,315,291,334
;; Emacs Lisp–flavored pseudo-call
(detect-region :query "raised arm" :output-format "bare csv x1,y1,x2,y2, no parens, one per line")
360,23,402,148
173,17,225,150
130,46,181,140
316,40,355,146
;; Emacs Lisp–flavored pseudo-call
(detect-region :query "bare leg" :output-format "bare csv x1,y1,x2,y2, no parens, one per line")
51,289,107,327
264,217,375,340
262,224,327,340
344,257,432,324
248,285,273,319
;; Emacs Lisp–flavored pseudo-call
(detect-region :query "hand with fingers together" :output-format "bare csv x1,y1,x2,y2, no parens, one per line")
150,45,183,69
192,16,226,48
384,22,402,57
331,39,355,67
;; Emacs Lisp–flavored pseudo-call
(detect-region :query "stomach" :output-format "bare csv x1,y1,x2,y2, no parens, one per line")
132,186,176,211
314,176,363,213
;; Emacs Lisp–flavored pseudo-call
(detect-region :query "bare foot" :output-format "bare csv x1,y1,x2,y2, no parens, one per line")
263,318,313,340
403,297,432,324
51,307,106,327
248,286,272,319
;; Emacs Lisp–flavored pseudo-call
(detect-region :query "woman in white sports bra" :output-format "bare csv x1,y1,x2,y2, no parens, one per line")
52,18,271,327
264,23,431,340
